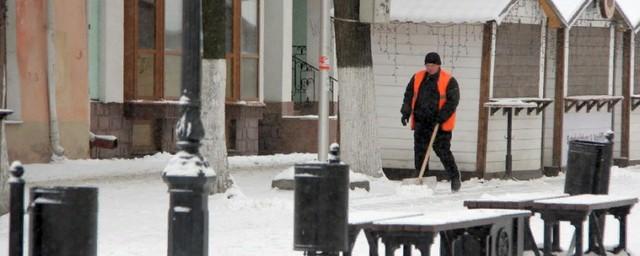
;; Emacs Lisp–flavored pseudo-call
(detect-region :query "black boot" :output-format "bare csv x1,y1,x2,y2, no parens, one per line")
450,171,461,192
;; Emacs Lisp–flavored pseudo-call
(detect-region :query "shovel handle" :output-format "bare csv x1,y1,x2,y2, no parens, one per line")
416,124,439,183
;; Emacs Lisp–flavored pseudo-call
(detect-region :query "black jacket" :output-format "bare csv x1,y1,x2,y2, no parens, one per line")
400,70,460,125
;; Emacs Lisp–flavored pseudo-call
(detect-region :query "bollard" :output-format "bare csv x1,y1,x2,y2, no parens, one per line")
294,144,349,255
29,186,98,256
9,162,25,256
163,169,215,256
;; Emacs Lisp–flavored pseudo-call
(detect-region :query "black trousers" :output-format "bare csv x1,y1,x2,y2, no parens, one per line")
413,121,459,179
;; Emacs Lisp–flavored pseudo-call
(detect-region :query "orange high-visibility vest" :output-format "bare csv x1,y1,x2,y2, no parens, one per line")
410,69,456,131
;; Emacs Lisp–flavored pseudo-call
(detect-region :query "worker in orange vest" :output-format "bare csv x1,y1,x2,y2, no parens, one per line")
400,52,461,192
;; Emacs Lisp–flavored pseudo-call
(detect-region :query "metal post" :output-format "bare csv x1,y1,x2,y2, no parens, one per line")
8,162,24,256
505,108,513,179
162,1,215,256
317,0,330,161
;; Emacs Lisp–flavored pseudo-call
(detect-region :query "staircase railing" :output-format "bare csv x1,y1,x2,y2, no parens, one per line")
292,45,337,105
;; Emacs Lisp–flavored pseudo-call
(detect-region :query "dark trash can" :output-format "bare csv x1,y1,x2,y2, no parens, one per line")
564,139,613,196
29,186,98,256
293,162,349,253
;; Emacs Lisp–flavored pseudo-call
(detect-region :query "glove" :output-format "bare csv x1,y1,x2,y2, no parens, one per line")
401,116,409,126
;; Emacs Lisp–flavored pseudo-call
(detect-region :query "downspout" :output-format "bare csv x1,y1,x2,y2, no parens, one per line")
46,0,65,160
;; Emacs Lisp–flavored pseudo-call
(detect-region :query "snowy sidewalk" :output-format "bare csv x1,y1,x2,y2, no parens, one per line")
1,154,639,255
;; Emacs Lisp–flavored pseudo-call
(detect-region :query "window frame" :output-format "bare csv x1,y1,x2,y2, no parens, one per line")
226,0,260,102
125,0,183,101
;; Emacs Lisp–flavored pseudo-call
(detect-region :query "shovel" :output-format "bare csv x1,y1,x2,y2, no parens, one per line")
402,123,439,188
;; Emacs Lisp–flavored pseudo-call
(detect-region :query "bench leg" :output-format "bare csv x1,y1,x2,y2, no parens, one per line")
364,230,380,256
403,244,412,256
543,220,554,256
587,212,607,256
440,231,454,256
524,219,541,256
587,211,606,255
344,227,361,256
612,212,628,255
383,239,400,256
572,221,584,256
415,236,434,256
552,222,561,252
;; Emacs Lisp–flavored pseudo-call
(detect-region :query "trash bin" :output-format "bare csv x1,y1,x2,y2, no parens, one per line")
29,186,98,256
293,162,349,253
564,139,613,196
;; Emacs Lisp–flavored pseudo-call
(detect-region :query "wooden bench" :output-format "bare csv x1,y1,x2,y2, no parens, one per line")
350,209,531,256
531,194,637,256
345,211,423,256
464,193,567,256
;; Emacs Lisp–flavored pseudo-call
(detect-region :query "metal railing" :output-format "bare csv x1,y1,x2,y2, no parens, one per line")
292,45,336,105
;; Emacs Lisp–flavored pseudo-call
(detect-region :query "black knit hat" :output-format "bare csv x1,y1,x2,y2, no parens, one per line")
424,52,441,65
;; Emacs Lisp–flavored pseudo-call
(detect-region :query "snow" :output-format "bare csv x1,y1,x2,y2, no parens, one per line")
273,166,370,183
534,194,638,206
484,99,538,108
617,0,640,30
389,0,514,24
349,211,423,225
475,192,567,202
1,157,640,255
163,151,216,177
375,209,531,226
281,115,338,120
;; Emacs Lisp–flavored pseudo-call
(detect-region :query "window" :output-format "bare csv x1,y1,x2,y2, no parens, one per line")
226,0,260,102
124,0,182,100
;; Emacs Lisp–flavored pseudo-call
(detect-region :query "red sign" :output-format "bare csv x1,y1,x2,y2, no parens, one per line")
319,56,330,70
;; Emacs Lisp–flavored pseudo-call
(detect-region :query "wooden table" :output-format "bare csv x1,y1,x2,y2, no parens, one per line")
345,211,423,256
532,194,637,256
356,209,531,256
464,193,568,256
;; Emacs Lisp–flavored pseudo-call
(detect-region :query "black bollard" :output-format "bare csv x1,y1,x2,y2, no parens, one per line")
29,186,98,256
163,161,215,256
294,143,349,254
9,162,25,256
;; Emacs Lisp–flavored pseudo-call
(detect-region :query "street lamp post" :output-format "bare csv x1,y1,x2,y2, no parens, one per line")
162,1,216,256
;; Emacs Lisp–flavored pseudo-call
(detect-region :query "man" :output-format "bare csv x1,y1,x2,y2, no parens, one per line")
400,52,461,192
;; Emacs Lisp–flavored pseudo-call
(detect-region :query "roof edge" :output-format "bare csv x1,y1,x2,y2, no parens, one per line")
539,0,569,27
567,0,595,27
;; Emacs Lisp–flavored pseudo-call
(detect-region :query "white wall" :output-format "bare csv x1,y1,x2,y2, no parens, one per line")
99,0,124,103
6,0,21,121
486,114,543,173
263,0,292,102
371,23,483,172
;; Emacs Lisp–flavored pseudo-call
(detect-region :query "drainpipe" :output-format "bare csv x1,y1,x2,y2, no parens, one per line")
46,0,65,160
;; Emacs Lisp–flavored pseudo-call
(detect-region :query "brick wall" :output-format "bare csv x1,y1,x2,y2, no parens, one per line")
493,23,541,98
226,104,264,156
90,102,179,159
259,102,338,155
568,27,610,96
90,102,131,158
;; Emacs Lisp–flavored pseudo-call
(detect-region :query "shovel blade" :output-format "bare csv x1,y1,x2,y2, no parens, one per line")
401,176,437,188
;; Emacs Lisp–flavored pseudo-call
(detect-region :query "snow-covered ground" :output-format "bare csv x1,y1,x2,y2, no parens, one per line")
1,153,639,255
